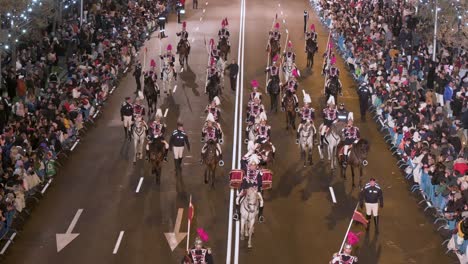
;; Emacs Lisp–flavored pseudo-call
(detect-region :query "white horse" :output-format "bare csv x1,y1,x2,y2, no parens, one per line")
298,121,316,167
161,65,175,95
318,123,342,170
240,187,259,249
282,61,298,82
132,117,147,163
216,57,226,89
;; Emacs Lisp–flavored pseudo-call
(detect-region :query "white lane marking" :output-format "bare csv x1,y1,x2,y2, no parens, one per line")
183,163,192,165
173,85,177,93
285,29,288,34
185,155,193,158
164,208,187,251
112,231,125,254
329,187,337,203
56,209,83,252
0,233,16,254
206,2,208,5
164,108,169,117
110,86,116,94
135,177,144,193
41,179,53,194
196,27,199,31
70,139,80,151
282,19,286,24
124,67,129,73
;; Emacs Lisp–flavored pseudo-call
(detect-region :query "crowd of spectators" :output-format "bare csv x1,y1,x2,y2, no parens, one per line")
0,0,169,243
318,0,468,261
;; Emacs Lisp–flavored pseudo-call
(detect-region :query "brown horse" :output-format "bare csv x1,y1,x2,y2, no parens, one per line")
306,38,318,68
177,40,189,69
268,38,280,63
218,38,230,61
337,139,370,188
256,142,275,168
202,140,219,189
149,139,165,184
283,90,297,130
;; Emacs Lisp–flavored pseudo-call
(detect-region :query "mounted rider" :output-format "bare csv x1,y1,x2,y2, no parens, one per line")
341,116,359,166
201,113,224,166
246,94,265,125
254,112,271,144
160,44,177,80
320,95,338,146
205,96,221,122
337,103,350,123
208,38,220,62
296,93,315,143
248,79,262,106
330,244,358,264
218,18,230,47
176,21,190,54
283,41,296,64
269,22,281,43
132,97,146,119
233,154,265,223
305,24,318,42
281,69,299,111
183,234,214,264
265,55,280,86
146,109,169,162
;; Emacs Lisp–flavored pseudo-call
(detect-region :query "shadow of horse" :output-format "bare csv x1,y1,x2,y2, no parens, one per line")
324,180,359,230
179,65,200,97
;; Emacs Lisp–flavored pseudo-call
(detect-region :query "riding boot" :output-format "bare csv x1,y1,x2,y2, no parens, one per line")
258,206,265,223
164,149,168,162
174,159,179,170
296,131,300,144
233,204,240,221
124,127,128,139
178,158,183,170
146,150,150,161
374,216,379,234
320,135,325,147
366,215,371,231
160,72,163,80
343,155,348,167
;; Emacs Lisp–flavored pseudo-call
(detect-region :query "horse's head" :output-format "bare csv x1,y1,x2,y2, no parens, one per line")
356,139,370,165
245,187,259,210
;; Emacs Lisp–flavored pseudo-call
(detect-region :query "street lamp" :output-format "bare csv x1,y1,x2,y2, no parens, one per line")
432,0,439,62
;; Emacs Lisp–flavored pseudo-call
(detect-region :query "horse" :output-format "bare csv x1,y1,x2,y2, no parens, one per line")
282,62,298,82
318,122,345,171
268,38,280,63
267,75,280,96
256,141,275,167
306,38,318,68
216,58,226,89
219,38,230,61
202,140,219,189
131,119,147,163
162,66,175,95
148,139,165,184
298,121,316,167
325,76,341,105
177,40,189,69
240,187,260,249
337,139,370,188
206,75,221,102
143,76,159,115
283,90,297,130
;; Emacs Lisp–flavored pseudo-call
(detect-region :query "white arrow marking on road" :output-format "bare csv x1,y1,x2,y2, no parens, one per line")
302,90,306,97
329,187,337,204
285,29,289,34
112,231,125,254
283,19,286,24
200,17,203,21
164,108,169,117
164,208,187,251
56,209,83,252
281,11,283,15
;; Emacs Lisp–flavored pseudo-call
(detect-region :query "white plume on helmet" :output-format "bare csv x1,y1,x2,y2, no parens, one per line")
254,93,261,100
248,154,260,165
206,113,215,122
303,93,312,104
213,96,221,106
327,95,335,105
155,108,163,118
247,140,256,153
348,112,354,121
259,112,267,122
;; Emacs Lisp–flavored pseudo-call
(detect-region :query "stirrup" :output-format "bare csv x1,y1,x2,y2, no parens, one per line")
219,160,225,166
233,213,239,221
258,215,265,223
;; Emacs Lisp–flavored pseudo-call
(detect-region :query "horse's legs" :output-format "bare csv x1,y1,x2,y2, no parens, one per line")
210,166,216,189
248,219,254,249
359,166,363,188
240,218,245,241
204,168,208,184
308,145,313,165
351,166,356,187
133,139,138,163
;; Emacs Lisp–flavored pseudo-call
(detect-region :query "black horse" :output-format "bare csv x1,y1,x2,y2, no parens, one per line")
325,75,342,104
306,38,318,68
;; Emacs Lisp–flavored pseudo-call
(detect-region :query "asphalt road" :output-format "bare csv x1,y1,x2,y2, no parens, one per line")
2,0,454,264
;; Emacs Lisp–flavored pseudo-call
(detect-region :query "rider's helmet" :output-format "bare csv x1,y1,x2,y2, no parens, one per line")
155,108,163,121
224,18,229,28
303,93,311,106
209,38,215,49
327,95,335,107
251,79,259,90
287,41,293,51
135,97,142,104
272,54,279,65
274,22,280,31
339,103,345,110
344,243,353,254
166,44,173,53
125,96,131,103
347,118,354,126
195,228,209,249
212,96,221,107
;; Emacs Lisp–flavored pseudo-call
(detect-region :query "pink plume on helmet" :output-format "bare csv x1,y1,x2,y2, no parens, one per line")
347,231,361,246
182,21,186,28
150,59,156,68
251,79,259,88
272,54,279,62
331,56,337,65
167,44,172,51
224,17,229,26
209,38,214,46
197,228,209,242
292,69,299,78
310,24,315,31
274,22,280,29
221,19,226,28
287,41,292,48
210,57,215,66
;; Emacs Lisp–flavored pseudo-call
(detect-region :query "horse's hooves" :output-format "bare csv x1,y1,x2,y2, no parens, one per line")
248,246,253,250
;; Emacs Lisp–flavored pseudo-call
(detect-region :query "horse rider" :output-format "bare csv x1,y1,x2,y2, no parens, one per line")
246,95,265,126
305,24,318,42
327,64,341,78
120,96,133,140
265,55,280,86
205,96,221,122
320,96,338,146
205,58,220,93
337,103,350,123
281,70,299,111
146,109,169,162
360,178,384,233
296,93,315,143
169,121,191,171
200,113,224,166
268,22,281,44
341,118,360,166
183,236,214,264
330,244,359,264
218,18,230,47
209,38,220,62
248,79,262,106
176,21,190,54
233,154,265,223
283,41,296,64
255,112,271,144
160,44,177,80
133,97,146,119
